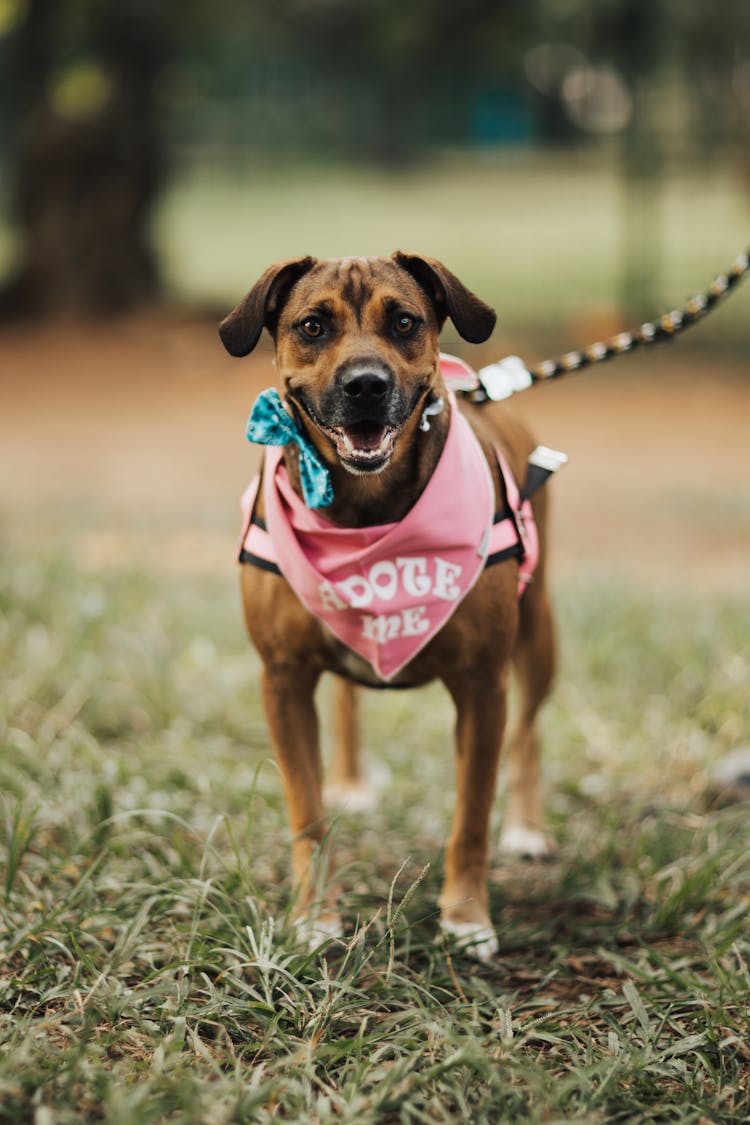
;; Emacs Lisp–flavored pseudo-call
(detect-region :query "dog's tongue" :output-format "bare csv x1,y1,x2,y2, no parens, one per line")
334,422,396,464
345,422,387,452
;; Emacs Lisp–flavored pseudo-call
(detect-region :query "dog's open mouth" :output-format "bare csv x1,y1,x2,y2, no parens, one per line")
291,393,400,474
326,421,398,473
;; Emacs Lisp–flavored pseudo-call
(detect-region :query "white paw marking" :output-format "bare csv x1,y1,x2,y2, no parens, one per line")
324,781,376,813
440,920,499,962
294,913,344,951
499,824,553,858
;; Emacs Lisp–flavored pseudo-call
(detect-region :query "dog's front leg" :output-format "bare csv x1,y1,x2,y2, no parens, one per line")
260,664,340,936
440,663,509,961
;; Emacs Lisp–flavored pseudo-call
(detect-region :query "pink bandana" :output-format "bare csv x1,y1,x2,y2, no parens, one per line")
239,361,544,682
247,393,494,680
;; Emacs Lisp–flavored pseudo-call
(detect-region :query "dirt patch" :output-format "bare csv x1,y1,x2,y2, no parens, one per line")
2,311,748,589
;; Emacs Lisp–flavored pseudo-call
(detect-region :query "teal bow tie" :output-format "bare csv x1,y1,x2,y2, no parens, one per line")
246,388,333,509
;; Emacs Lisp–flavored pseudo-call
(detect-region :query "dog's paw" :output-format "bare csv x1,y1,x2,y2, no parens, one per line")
294,912,344,951
323,781,376,813
439,919,499,963
499,823,556,860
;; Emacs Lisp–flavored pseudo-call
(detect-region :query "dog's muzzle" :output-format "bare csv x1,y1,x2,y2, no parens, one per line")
306,361,409,475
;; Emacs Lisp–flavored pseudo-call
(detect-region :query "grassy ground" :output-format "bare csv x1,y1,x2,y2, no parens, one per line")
2,530,749,1124
1,148,748,1121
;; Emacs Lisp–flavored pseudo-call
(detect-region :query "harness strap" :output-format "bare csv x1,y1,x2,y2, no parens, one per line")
238,468,282,576
238,447,539,594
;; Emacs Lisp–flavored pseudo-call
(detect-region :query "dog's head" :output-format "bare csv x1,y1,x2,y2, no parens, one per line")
219,252,496,476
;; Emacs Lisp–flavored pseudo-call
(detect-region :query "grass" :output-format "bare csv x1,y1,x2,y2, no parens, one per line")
1,532,750,1123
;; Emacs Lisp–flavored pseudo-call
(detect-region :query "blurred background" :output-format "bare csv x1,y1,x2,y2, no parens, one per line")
0,0,748,334
0,0,748,580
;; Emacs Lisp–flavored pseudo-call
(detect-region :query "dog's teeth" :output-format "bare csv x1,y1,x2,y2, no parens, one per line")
338,427,395,461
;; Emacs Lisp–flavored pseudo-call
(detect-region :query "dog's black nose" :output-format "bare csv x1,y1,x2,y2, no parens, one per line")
341,369,391,403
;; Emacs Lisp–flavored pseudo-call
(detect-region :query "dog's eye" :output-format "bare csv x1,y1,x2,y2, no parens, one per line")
394,313,417,336
299,317,324,340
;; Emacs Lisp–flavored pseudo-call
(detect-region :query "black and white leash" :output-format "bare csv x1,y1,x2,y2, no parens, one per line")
463,247,750,404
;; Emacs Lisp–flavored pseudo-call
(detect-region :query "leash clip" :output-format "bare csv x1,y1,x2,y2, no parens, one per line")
477,356,534,401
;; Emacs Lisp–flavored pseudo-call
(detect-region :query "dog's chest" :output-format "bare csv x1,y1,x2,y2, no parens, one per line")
322,631,431,689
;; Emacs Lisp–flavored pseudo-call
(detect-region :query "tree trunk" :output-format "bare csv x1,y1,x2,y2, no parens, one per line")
0,0,168,319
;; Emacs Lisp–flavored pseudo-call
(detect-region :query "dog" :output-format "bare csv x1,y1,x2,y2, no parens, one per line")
219,252,556,960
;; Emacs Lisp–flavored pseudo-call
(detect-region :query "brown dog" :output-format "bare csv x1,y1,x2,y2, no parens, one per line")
220,253,556,960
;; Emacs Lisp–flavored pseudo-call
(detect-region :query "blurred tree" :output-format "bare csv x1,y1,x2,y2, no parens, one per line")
678,0,750,164
604,0,667,319
0,0,168,318
528,0,749,316
0,0,747,320
208,0,537,164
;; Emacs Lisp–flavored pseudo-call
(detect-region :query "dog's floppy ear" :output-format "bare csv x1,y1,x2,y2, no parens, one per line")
219,256,317,357
392,251,496,343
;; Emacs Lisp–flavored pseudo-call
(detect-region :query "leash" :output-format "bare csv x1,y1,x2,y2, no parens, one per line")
463,247,750,404
245,248,747,508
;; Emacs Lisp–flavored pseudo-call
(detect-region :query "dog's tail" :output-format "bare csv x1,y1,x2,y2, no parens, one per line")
466,246,749,404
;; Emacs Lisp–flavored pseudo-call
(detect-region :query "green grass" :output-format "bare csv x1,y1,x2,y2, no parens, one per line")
1,533,750,1123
